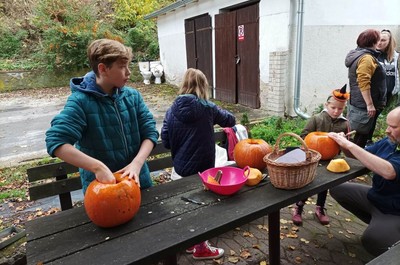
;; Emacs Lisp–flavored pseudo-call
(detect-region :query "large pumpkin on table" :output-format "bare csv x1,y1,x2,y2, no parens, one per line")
84,173,141,228
304,132,340,160
233,139,272,170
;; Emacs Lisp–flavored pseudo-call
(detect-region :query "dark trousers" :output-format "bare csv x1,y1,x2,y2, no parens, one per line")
353,109,382,148
330,182,400,256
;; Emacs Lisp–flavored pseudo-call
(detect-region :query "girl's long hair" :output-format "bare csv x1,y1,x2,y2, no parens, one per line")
381,29,397,62
178,68,210,100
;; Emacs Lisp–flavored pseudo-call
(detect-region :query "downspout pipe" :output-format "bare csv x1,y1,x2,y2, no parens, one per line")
293,0,310,119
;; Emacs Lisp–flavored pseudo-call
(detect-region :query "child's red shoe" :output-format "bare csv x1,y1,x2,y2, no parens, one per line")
315,206,330,225
185,245,195,253
192,241,224,260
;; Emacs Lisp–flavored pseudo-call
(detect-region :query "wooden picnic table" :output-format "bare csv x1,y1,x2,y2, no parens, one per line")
25,158,368,265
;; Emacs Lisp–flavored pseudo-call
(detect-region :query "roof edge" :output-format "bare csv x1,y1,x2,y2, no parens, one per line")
144,0,198,19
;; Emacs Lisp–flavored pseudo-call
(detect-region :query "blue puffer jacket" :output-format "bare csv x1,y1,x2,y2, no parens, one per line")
161,94,236,177
46,71,159,193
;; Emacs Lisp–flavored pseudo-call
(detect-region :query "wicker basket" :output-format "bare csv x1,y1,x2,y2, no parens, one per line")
263,132,321,190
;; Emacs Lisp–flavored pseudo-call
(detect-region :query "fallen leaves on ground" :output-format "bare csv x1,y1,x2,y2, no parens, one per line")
228,256,240,263
240,249,251,259
300,238,310,244
294,256,302,264
243,231,254,237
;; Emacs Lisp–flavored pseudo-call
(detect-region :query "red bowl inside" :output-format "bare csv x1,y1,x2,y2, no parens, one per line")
198,166,250,195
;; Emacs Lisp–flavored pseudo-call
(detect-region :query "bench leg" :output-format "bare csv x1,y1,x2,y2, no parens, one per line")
59,193,73,211
268,210,280,265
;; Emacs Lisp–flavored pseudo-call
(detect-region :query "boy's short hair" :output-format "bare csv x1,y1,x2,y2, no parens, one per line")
87,39,133,75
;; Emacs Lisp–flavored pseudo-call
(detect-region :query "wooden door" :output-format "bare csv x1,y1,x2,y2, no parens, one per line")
236,4,260,108
215,12,237,103
214,3,260,108
185,20,196,69
185,15,213,87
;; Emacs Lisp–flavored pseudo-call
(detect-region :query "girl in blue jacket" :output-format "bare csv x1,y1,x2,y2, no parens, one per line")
161,68,236,260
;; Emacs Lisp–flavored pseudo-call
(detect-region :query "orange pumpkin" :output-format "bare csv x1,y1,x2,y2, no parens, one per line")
84,173,141,228
233,139,272,170
304,132,340,160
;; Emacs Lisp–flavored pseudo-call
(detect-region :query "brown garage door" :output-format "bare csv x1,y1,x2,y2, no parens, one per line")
215,3,260,108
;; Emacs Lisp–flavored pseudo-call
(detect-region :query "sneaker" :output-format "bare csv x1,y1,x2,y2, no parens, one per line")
186,245,195,253
292,203,303,226
192,240,224,260
315,206,330,225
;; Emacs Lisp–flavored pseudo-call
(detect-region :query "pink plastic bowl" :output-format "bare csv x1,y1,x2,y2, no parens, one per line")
198,166,250,195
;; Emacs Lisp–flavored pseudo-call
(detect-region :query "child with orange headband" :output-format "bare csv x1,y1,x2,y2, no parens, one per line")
292,85,350,226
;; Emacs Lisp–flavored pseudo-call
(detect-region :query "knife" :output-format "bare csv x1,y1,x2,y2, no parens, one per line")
181,196,205,205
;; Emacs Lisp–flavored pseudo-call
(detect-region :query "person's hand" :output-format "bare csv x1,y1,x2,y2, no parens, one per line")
328,132,353,150
337,132,345,137
116,160,142,187
94,167,116,184
367,104,376,118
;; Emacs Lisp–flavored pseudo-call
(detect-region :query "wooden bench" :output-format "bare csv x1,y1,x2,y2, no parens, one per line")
27,130,227,211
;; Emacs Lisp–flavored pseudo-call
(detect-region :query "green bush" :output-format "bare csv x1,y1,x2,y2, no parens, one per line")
125,20,159,61
250,116,307,147
32,0,119,70
0,29,27,59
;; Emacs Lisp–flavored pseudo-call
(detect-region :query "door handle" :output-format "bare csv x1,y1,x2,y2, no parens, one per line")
235,55,241,64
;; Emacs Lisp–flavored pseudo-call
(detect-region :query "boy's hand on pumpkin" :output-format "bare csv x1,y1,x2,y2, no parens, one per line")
328,132,352,149
116,162,141,187
95,169,116,184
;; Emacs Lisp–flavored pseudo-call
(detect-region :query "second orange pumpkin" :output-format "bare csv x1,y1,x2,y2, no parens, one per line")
233,139,272,170
304,132,340,160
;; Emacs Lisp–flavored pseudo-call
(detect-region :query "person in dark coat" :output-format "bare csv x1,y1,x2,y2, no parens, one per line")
161,68,236,260
161,68,236,178
345,29,386,148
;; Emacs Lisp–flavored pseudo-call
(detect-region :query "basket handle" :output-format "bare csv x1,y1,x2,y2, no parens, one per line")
273,132,312,160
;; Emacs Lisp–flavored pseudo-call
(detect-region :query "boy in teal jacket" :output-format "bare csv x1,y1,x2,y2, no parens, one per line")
46,39,159,194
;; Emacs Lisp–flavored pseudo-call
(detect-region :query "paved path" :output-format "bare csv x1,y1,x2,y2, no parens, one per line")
174,193,376,265
179,194,375,265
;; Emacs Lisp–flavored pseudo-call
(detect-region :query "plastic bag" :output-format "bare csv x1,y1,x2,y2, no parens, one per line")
215,144,234,166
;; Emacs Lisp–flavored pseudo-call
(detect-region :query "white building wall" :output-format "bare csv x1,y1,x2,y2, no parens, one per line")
298,0,400,116
155,0,400,116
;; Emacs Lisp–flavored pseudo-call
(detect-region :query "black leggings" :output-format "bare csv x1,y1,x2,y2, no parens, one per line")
300,190,328,208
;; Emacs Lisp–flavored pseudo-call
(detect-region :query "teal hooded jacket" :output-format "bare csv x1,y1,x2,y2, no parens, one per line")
46,71,159,194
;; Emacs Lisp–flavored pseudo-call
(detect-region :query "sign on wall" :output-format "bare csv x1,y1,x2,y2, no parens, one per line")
238,25,244,41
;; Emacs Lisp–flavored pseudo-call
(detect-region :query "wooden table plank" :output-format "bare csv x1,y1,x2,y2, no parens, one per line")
26,158,369,265
26,176,201,240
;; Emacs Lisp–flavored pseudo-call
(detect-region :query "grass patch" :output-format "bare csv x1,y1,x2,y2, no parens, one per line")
0,157,61,203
